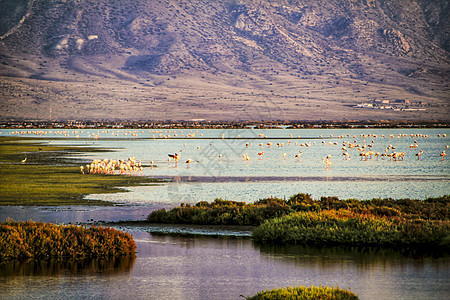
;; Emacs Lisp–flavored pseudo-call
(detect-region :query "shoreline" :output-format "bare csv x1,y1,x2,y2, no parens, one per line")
1,120,449,129
0,137,163,206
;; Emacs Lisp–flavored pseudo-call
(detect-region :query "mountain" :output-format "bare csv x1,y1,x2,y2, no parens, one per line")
0,0,449,122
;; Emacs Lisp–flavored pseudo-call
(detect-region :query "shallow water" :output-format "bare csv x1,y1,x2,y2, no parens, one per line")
1,229,449,300
4,128,449,204
2,128,449,222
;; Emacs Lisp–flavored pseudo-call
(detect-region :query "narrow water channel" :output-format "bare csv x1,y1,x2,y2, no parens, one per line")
1,229,449,300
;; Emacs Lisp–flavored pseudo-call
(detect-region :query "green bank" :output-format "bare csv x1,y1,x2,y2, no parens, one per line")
0,137,159,205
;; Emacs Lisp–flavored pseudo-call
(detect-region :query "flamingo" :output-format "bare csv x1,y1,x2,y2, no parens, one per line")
174,154,180,167
168,153,180,167
186,159,192,168
258,151,264,159
441,150,446,161
21,157,27,164
322,157,332,168
416,150,423,160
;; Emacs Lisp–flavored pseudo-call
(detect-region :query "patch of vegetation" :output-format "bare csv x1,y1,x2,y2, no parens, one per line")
0,137,159,205
147,193,450,248
148,194,450,225
252,209,450,247
246,285,358,300
147,198,292,225
0,221,136,261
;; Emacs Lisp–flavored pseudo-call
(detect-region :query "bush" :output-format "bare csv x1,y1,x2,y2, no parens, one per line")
247,285,358,300
252,209,450,247
0,221,136,261
146,194,450,248
286,193,314,206
147,198,293,226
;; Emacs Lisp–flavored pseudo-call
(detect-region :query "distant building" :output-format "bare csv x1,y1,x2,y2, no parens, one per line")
394,99,411,105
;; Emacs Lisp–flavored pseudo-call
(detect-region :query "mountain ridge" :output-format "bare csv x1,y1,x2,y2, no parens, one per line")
0,0,449,121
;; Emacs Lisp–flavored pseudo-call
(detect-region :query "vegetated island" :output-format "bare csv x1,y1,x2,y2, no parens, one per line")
246,285,358,300
146,194,450,250
0,137,161,205
0,221,136,261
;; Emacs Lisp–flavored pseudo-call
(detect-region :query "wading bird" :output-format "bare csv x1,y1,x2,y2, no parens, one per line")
258,151,264,159
416,150,423,160
168,153,180,167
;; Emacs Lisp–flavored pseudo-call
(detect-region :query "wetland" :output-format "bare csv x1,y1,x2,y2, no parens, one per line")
0,128,449,299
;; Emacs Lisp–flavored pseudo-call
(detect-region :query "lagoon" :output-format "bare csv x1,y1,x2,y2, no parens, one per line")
2,128,449,206
1,128,449,299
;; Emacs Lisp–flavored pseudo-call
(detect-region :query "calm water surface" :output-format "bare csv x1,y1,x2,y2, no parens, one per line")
1,128,449,299
1,229,449,300
3,128,449,205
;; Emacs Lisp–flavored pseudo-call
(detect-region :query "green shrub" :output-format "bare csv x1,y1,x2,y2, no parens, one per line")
252,209,450,247
0,221,136,261
146,194,449,248
286,193,314,206
247,285,358,300
147,197,293,226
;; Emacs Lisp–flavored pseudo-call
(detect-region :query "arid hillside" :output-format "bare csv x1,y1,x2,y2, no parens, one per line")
0,0,449,121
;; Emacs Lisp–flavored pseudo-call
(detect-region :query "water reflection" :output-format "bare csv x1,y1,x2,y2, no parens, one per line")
257,243,450,300
0,256,135,277
0,230,449,299
259,243,450,270
136,233,450,300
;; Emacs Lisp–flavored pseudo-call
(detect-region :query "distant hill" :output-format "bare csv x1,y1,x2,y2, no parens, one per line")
0,0,448,121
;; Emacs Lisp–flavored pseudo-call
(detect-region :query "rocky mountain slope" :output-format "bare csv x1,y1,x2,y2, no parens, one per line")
0,0,448,121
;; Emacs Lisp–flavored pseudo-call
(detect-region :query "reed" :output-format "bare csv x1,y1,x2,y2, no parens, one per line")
0,221,136,261
147,197,292,225
147,194,450,248
246,285,358,300
147,194,450,225
252,209,450,247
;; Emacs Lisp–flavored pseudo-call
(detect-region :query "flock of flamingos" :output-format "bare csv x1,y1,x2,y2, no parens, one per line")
7,129,448,176
79,131,447,175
